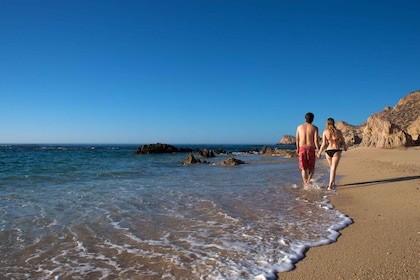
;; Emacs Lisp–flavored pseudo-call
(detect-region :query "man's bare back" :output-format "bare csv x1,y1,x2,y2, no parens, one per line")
296,122,319,150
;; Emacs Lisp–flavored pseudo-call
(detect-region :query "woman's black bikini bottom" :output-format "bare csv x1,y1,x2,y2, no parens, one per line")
325,149,342,157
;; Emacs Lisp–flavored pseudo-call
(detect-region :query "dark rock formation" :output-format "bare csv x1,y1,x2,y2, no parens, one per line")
213,149,230,155
217,157,245,166
239,147,259,154
261,146,297,158
136,143,193,154
197,148,215,158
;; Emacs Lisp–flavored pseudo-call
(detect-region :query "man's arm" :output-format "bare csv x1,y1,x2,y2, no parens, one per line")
314,126,320,151
295,126,300,152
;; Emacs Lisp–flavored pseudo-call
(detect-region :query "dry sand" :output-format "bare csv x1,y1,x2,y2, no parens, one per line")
279,147,420,280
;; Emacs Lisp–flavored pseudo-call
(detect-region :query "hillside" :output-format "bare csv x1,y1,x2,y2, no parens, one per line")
358,90,420,148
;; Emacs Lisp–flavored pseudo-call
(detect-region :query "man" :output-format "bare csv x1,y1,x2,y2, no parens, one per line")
296,112,320,186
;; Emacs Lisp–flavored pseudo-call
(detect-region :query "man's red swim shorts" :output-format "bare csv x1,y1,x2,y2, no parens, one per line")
299,146,315,170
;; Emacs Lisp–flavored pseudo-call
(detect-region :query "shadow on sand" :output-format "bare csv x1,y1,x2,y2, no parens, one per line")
340,175,420,188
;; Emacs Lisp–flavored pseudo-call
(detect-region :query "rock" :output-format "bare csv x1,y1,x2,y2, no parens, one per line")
213,149,229,155
335,121,365,146
261,146,297,157
376,91,420,138
197,148,215,158
277,135,296,145
361,114,413,148
136,143,193,154
357,90,420,148
282,150,298,158
217,157,245,166
407,115,420,144
239,147,259,154
183,153,200,164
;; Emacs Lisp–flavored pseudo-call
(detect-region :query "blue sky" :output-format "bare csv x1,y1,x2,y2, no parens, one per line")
1,0,419,144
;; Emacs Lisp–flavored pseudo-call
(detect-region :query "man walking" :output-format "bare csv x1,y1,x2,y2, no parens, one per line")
296,112,320,186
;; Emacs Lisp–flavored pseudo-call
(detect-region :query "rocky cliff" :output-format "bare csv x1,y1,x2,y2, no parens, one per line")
358,90,419,148
331,91,420,148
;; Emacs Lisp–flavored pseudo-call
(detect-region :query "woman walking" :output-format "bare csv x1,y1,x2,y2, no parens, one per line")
317,118,347,190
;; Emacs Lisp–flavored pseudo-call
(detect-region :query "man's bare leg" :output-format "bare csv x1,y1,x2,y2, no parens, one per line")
307,169,315,185
301,169,308,185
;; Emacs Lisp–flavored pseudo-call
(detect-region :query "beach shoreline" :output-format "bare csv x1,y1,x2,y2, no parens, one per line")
279,147,420,279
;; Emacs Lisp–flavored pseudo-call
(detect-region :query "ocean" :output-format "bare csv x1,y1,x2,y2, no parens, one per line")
0,144,352,280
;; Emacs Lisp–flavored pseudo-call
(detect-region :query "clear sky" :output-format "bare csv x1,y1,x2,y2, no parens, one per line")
1,0,419,144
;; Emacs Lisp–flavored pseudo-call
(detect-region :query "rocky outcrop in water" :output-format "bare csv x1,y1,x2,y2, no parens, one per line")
277,135,296,145
136,144,256,156
183,154,200,164
197,149,216,158
136,143,193,154
217,157,245,166
261,146,297,158
182,154,245,166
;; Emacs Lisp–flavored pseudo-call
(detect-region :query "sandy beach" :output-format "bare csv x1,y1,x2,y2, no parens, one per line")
280,147,420,280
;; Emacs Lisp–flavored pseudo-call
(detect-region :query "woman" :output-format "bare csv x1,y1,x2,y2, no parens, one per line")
317,118,347,190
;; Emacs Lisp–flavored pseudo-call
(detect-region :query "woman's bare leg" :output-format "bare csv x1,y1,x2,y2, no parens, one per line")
328,153,341,189
326,155,332,188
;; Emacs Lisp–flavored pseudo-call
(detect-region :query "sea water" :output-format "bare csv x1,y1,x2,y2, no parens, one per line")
0,144,352,280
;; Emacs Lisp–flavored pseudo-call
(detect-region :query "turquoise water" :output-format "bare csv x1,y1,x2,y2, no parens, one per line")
0,144,351,279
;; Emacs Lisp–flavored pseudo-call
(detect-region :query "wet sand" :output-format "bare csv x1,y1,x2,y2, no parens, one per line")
280,147,420,280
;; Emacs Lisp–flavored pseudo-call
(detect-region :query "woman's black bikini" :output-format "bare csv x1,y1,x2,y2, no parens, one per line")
325,149,342,157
